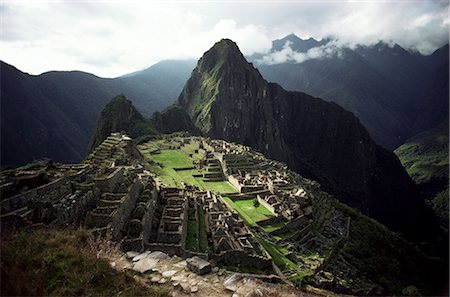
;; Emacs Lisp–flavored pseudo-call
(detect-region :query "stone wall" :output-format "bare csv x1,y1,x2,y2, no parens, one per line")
228,175,242,192
257,196,276,215
214,250,272,270
0,168,90,215
110,177,142,240
94,167,125,193
258,216,283,227
271,215,310,235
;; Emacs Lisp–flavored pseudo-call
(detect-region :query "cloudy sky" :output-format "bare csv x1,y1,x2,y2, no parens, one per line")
1,0,448,77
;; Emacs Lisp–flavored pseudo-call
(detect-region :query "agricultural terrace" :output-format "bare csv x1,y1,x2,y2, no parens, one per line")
138,138,308,278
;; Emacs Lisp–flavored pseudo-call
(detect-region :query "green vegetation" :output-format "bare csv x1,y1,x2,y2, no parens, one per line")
256,236,297,270
234,199,274,222
197,207,208,253
219,197,274,226
260,221,287,233
331,201,444,295
394,123,448,186
0,228,170,296
200,181,237,194
185,207,208,253
143,148,237,195
88,94,157,153
220,197,257,227
151,149,194,168
430,187,449,223
185,209,199,252
290,270,315,287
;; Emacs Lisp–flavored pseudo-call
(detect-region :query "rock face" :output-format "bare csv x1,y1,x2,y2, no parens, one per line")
186,256,211,275
177,39,436,239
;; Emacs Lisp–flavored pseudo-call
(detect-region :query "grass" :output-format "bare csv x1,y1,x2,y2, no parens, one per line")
144,148,238,195
198,207,208,253
256,236,297,271
220,197,274,226
261,221,287,233
185,209,199,252
151,149,193,168
394,125,448,185
234,199,274,222
220,196,258,227
200,180,237,194
0,228,170,296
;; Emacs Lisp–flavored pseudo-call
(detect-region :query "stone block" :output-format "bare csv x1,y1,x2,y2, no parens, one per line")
186,256,211,275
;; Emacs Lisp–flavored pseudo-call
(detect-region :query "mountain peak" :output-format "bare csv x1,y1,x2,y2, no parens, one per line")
88,94,145,152
178,38,264,133
197,38,247,73
272,34,327,52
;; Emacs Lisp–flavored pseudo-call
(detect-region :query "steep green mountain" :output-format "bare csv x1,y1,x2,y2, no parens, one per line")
177,39,436,240
395,121,449,223
250,35,449,150
395,121,449,187
87,94,155,152
88,95,198,150
0,60,196,168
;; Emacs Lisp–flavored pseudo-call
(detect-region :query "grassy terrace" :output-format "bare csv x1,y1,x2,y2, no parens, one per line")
220,197,276,227
185,207,208,253
234,199,273,219
256,236,297,271
220,197,257,227
143,149,237,195
140,143,298,275
185,209,199,252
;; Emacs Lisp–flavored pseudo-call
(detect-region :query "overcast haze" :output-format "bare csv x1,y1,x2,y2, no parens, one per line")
1,0,448,77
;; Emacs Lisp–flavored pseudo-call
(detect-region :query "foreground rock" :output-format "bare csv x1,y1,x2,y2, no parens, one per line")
223,273,244,292
186,256,211,275
132,257,159,273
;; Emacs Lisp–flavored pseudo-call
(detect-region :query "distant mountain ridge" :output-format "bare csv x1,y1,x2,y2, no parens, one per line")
2,34,448,170
176,39,437,240
0,59,196,167
250,34,449,149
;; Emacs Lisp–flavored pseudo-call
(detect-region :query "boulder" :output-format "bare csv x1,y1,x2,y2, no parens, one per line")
132,257,159,273
132,251,150,262
224,273,244,292
126,251,139,259
186,256,211,275
147,251,169,260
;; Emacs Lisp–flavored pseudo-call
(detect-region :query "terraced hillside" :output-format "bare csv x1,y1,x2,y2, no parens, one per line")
138,134,445,295
1,133,446,296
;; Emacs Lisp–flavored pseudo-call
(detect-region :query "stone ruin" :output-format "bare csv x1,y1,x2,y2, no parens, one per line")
0,133,270,269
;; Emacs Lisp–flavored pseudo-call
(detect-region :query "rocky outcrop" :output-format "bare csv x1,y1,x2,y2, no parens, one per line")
177,39,436,240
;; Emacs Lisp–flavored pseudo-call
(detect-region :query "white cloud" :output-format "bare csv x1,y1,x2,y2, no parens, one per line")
258,40,344,65
0,0,448,77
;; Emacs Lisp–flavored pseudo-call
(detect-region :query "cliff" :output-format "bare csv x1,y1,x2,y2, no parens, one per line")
177,39,436,239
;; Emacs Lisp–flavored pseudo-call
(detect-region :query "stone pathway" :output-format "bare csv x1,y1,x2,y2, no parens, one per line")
108,250,314,297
